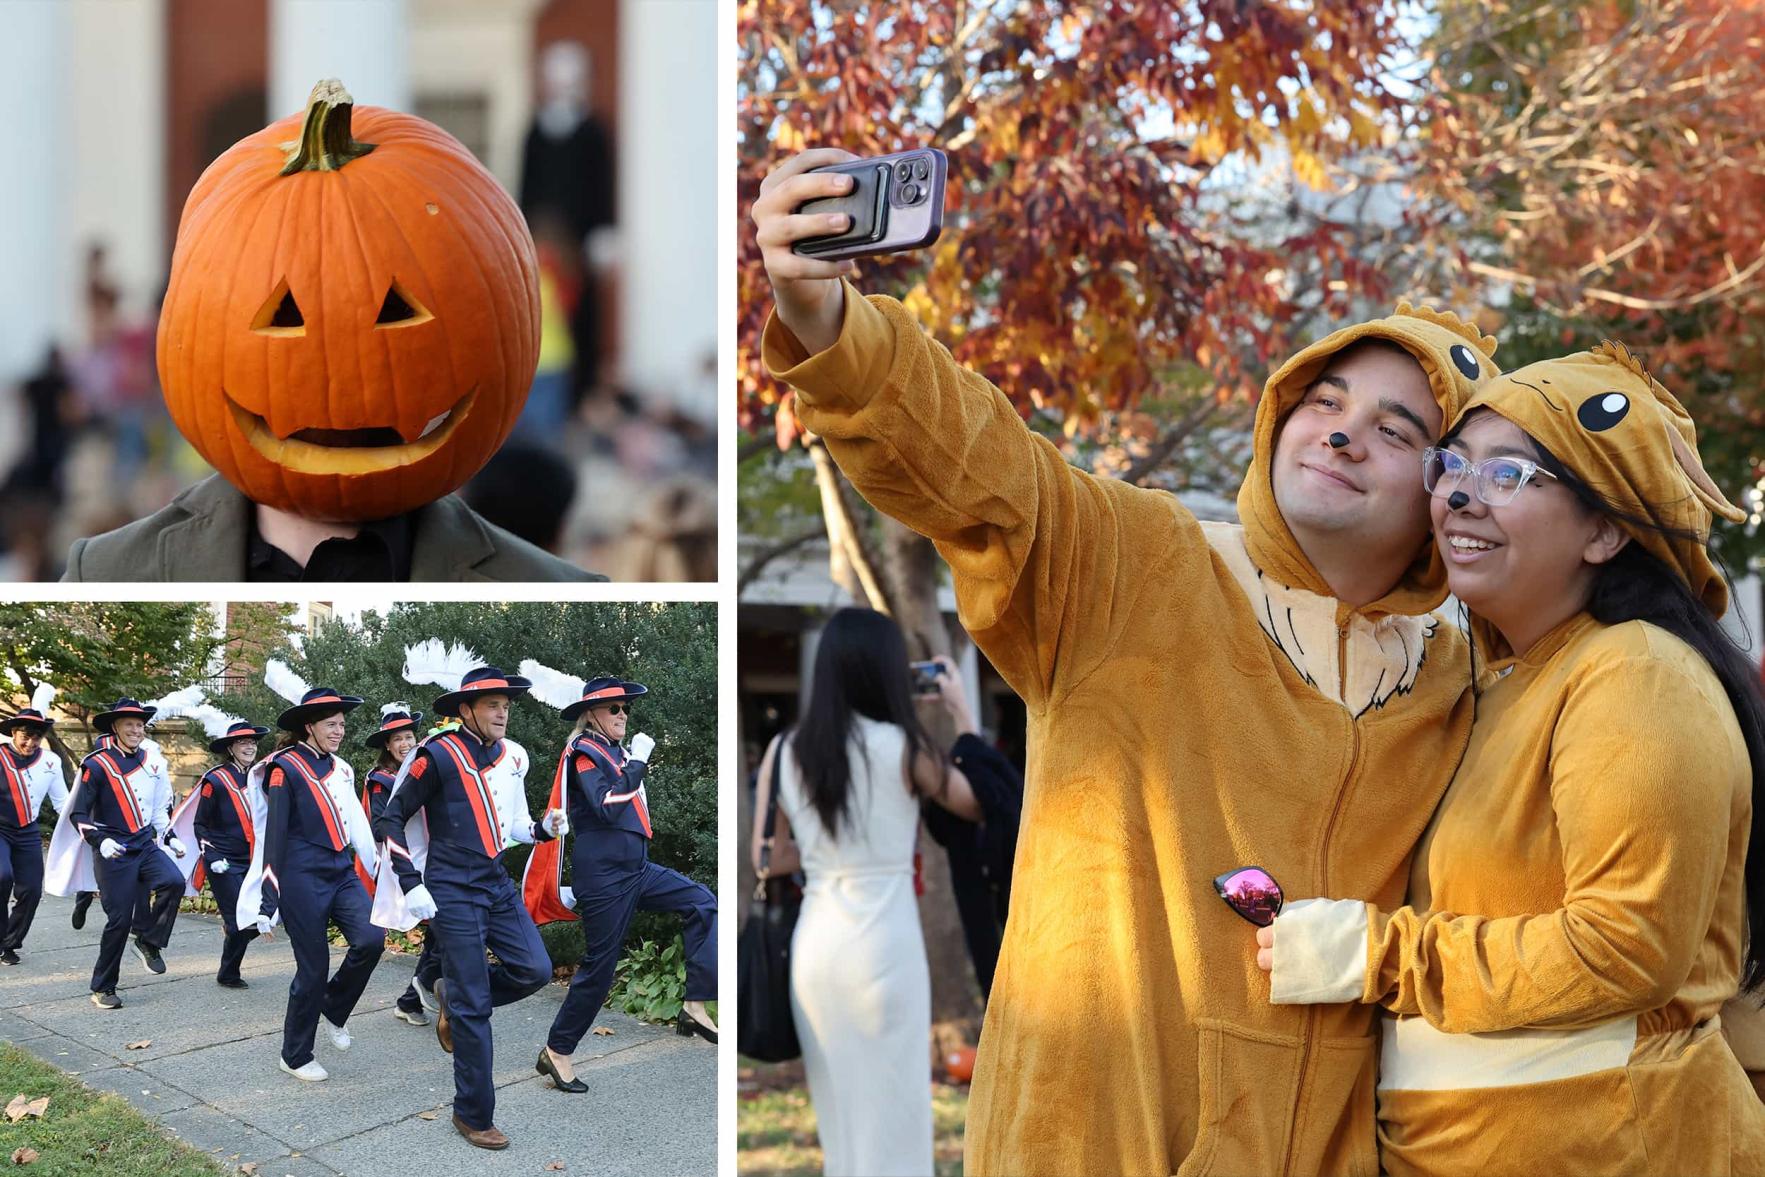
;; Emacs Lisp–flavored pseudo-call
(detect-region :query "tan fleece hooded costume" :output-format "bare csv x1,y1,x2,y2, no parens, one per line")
1269,342,1765,1176
764,289,1501,1176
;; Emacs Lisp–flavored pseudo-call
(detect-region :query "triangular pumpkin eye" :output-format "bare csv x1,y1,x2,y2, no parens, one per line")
251,280,305,336
375,281,432,328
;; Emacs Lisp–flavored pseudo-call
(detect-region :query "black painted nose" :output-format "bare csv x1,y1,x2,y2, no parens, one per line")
1447,490,1470,510
1328,432,1350,450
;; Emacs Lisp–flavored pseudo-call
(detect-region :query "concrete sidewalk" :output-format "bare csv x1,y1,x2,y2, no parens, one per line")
0,893,715,1176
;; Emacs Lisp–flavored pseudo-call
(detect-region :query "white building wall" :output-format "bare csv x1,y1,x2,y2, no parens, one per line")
616,0,718,421
270,0,411,119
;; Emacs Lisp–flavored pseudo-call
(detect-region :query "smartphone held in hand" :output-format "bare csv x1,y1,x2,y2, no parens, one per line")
909,660,943,695
792,149,947,261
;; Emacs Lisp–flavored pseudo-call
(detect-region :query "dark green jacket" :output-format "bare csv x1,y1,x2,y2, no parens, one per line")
63,475,602,583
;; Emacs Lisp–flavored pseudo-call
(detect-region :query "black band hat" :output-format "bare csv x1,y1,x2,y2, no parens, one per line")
276,687,364,732
0,708,54,735
432,666,532,719
364,708,425,748
560,675,649,722
94,698,157,733
209,720,271,754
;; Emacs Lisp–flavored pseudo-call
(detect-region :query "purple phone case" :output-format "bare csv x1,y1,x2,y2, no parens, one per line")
793,149,946,261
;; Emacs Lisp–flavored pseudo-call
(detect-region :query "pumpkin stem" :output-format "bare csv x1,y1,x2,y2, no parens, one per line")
280,79,377,176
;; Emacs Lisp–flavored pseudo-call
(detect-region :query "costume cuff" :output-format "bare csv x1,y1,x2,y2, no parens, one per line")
1268,898,1371,1005
760,281,898,410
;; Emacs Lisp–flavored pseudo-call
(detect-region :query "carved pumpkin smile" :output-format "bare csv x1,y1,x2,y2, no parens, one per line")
157,79,539,521
223,387,477,476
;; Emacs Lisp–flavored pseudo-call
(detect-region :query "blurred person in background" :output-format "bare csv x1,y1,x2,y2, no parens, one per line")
520,40,616,411
606,478,717,582
751,608,981,1177
463,444,578,557
915,657,1022,1004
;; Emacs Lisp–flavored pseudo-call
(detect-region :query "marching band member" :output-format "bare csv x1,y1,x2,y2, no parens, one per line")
362,704,440,1026
520,664,718,1098
373,652,560,1151
164,707,271,989
0,686,68,965
50,698,184,1009
244,664,383,1082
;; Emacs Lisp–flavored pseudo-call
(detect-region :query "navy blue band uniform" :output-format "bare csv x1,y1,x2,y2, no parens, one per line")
377,722,553,1133
70,743,182,996
0,737,67,958
192,762,259,986
260,741,384,1069
545,729,717,1056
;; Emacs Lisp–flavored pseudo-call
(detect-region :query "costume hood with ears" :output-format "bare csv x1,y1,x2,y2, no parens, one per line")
1458,340,1745,618
1238,301,1504,615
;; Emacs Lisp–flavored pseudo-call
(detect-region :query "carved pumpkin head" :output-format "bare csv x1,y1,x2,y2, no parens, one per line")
157,79,540,521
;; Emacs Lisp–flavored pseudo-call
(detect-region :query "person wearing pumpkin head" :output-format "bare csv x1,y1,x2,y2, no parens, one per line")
60,699,184,1010
754,148,1507,1176
1257,342,1765,1175
60,79,601,585
0,696,69,966
361,705,441,1027
189,719,270,989
531,674,718,1098
250,687,384,1082
372,666,560,1151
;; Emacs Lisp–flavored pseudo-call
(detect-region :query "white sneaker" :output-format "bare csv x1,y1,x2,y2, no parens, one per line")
324,1018,352,1051
279,1057,328,1082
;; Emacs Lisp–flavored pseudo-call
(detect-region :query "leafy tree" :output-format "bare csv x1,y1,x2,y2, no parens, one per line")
0,602,223,779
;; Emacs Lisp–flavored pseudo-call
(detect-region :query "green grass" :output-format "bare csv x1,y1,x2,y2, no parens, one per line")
0,1043,228,1177
737,1071,968,1177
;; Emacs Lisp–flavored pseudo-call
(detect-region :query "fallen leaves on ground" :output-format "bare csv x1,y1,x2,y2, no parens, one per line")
11,1147,40,1165
3,1096,47,1123
416,1111,438,1121
544,1163,566,1172
124,1040,151,1051
592,1027,614,1037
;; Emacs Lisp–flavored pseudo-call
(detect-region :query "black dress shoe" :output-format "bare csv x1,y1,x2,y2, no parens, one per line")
536,1048,587,1093
433,978,453,1054
677,1010,717,1044
0,949,19,966
71,891,93,930
216,976,248,989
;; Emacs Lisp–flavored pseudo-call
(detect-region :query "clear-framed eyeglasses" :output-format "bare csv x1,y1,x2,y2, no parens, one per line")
1422,446,1559,507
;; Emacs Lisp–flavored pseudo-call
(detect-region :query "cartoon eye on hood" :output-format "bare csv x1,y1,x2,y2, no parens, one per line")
1577,391,1631,432
1449,343,1481,380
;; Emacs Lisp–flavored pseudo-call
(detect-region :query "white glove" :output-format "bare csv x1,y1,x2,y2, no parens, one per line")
166,836,187,859
628,733,655,763
405,884,438,921
255,915,275,936
210,858,230,875
99,838,123,860
544,808,569,838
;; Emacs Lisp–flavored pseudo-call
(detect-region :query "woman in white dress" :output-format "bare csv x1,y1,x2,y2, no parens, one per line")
752,608,981,1177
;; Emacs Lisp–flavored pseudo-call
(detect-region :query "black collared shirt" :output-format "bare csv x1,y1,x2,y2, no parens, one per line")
247,512,414,581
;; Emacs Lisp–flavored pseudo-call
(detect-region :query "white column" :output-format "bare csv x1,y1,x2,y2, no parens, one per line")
617,0,718,422
957,639,983,731
798,623,823,710
66,0,165,343
0,1,69,386
271,0,411,120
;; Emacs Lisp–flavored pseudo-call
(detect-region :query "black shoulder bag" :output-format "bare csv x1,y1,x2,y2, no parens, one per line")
736,732,803,1062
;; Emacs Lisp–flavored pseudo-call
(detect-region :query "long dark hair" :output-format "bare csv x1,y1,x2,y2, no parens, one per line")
790,608,939,839
1450,411,1765,991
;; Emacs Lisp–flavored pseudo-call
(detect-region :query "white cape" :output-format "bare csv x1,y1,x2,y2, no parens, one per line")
234,753,375,931
370,751,430,932
44,738,172,898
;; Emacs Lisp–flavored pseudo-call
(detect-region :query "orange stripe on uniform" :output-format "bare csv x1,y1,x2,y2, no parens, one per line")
436,736,501,856
92,752,146,831
280,755,345,851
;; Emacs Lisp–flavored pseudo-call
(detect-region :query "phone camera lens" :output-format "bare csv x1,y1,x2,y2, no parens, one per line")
900,181,921,203
895,162,913,183
912,158,929,180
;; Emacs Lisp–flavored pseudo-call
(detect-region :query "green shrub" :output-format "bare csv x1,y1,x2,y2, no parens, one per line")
606,935,686,1023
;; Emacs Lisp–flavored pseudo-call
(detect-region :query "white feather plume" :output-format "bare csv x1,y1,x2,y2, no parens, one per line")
185,703,249,741
381,701,412,718
402,640,482,692
29,682,54,715
145,684,207,718
264,659,310,705
520,659,584,711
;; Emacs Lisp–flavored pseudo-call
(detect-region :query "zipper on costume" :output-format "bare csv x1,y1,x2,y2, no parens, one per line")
1280,621,1363,1177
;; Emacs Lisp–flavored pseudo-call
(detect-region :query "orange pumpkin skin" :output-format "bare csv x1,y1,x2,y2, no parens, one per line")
157,82,540,522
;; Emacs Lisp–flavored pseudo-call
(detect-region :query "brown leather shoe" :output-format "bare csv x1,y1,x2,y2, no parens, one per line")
451,1114,509,1150
433,978,453,1054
